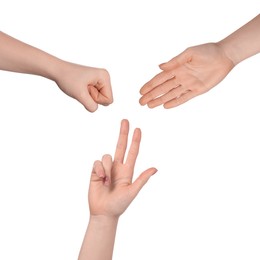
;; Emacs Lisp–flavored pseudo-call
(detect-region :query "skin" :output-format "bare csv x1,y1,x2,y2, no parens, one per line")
139,14,260,109
78,119,157,260
0,31,113,112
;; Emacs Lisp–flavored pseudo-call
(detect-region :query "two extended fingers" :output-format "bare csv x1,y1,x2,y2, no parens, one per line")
114,119,141,168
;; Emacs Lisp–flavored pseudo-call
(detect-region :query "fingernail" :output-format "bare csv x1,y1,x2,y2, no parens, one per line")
152,168,158,175
98,170,105,178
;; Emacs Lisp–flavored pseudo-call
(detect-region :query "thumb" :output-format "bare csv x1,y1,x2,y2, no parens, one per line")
89,85,113,106
159,49,189,71
130,167,157,197
77,90,98,113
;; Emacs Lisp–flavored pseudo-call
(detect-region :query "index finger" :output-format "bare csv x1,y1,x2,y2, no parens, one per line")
114,119,129,163
139,70,175,97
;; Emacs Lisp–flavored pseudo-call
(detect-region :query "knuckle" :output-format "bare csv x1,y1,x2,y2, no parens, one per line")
100,68,110,78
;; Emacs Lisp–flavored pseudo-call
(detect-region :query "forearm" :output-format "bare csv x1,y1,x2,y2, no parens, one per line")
217,14,260,65
78,216,119,260
0,31,62,81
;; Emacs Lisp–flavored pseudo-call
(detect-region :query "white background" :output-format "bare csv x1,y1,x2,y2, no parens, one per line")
0,1,260,259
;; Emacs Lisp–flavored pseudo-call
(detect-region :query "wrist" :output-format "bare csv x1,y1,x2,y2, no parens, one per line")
216,40,239,66
218,14,260,67
89,215,119,226
88,215,119,237
43,56,66,82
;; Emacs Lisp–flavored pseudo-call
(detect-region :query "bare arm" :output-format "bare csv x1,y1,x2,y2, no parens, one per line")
218,14,260,65
0,31,62,79
79,216,118,260
78,119,157,260
0,32,113,112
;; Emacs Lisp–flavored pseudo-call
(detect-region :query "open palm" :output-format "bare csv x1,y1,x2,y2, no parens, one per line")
139,43,234,109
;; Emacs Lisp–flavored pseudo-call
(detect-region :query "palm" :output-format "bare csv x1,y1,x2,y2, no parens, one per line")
89,164,133,217
183,43,234,90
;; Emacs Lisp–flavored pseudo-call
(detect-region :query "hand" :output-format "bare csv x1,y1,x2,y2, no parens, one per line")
54,61,113,112
88,119,157,218
139,43,235,109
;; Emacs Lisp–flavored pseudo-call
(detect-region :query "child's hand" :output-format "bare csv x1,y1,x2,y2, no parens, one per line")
139,43,234,109
55,62,113,112
88,119,157,218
